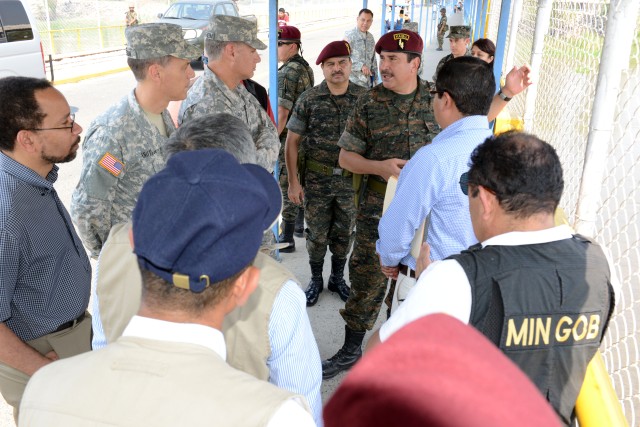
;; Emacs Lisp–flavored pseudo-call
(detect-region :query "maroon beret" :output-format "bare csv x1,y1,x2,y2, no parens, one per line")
277,25,300,42
316,40,351,65
375,29,423,55
324,314,561,427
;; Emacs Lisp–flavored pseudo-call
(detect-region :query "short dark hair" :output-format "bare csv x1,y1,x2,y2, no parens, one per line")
472,38,496,63
139,265,250,315
468,131,564,218
127,56,173,81
166,113,257,163
0,77,52,151
435,56,494,116
358,8,373,17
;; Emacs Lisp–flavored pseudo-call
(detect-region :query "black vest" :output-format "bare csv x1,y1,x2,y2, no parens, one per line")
449,235,614,426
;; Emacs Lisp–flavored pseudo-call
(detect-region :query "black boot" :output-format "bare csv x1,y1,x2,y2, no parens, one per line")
305,261,324,306
322,326,365,379
278,221,295,253
294,208,305,238
327,256,350,302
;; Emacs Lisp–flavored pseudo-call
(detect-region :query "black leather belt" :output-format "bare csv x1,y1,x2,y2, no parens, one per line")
398,264,416,279
54,312,86,332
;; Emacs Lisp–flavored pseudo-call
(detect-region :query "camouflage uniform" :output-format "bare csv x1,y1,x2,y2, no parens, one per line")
337,79,439,332
432,49,471,83
437,14,447,49
125,10,139,26
277,53,314,222
343,27,377,88
286,80,366,262
179,66,280,172
71,90,173,258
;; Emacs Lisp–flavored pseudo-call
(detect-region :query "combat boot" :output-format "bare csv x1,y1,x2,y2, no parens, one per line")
327,256,350,302
294,208,305,238
322,326,365,379
305,260,324,306
278,220,295,253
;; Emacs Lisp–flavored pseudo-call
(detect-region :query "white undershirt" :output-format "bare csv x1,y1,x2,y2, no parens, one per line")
380,225,611,342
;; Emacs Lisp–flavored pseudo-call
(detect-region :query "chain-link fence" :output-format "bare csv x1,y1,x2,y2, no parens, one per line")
26,0,359,56
496,0,640,424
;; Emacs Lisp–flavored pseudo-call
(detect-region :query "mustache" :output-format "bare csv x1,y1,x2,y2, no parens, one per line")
331,71,344,76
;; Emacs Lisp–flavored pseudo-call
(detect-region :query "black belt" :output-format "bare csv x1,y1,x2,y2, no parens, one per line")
54,312,86,332
398,264,416,279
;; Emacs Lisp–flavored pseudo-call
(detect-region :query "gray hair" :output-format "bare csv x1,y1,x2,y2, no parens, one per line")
204,39,232,61
166,113,257,164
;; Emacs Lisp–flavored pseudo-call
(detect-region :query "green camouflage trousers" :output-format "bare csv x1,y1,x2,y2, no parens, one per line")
340,190,396,332
278,145,300,223
304,170,356,263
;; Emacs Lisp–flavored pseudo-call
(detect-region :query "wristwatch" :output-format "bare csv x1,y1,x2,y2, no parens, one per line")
498,88,512,102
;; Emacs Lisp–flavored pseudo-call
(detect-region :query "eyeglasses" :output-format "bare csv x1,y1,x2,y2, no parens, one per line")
429,89,445,96
459,171,497,196
459,171,470,195
27,113,76,133
277,42,293,47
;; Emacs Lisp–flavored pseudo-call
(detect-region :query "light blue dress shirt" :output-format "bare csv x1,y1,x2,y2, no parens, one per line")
376,115,492,269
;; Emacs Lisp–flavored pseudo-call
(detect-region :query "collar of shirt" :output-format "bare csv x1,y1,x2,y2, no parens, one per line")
432,115,489,145
374,78,428,102
122,315,227,360
0,151,57,189
482,224,574,247
205,65,242,104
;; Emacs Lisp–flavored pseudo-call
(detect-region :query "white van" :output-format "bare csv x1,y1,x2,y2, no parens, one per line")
0,0,46,78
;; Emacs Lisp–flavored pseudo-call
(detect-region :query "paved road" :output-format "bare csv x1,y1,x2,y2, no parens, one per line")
0,10,453,425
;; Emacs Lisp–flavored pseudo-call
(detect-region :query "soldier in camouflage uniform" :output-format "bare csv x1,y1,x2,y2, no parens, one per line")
71,23,199,258
343,8,377,88
285,41,366,307
276,25,314,252
321,29,439,379
179,15,279,172
432,25,471,83
436,7,447,51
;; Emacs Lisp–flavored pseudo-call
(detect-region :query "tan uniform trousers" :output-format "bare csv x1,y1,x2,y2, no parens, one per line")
0,313,92,423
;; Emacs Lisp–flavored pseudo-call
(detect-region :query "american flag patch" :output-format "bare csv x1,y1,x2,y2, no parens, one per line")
98,152,124,177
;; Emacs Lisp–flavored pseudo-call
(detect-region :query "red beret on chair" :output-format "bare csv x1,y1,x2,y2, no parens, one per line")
324,314,561,427
277,25,300,42
316,40,351,65
375,29,423,55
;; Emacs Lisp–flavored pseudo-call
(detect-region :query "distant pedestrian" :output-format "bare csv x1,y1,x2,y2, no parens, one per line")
125,4,138,27
278,7,290,27
344,8,377,88
436,8,448,51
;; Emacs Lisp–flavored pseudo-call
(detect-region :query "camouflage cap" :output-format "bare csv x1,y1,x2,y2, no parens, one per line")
447,25,471,39
206,15,267,50
126,23,201,60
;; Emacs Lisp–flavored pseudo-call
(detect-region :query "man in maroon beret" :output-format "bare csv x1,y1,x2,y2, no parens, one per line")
276,25,314,253
285,41,367,307
322,29,532,379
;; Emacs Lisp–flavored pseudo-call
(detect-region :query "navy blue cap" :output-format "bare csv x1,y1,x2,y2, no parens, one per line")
132,149,282,293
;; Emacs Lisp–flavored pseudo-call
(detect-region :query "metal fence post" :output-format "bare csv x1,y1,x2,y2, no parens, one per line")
504,0,523,72
574,0,640,237
522,0,553,132
492,0,512,92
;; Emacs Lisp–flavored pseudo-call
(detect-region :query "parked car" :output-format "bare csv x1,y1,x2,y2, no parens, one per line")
157,0,239,60
0,0,46,79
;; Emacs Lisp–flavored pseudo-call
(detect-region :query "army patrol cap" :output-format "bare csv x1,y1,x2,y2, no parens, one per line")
375,29,423,55
316,40,351,65
206,15,267,50
125,23,201,60
278,25,301,42
132,149,282,293
447,25,471,39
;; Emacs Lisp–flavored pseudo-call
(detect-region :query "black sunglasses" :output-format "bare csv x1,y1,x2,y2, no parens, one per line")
459,171,470,196
277,41,294,47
